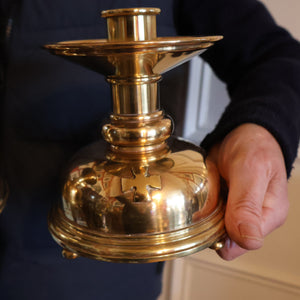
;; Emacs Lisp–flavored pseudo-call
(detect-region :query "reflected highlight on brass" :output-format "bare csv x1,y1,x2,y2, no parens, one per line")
45,7,225,263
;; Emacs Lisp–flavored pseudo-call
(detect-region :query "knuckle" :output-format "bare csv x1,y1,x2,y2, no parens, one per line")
231,148,274,180
231,193,262,220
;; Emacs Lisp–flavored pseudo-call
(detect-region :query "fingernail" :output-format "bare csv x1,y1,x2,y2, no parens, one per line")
238,223,263,241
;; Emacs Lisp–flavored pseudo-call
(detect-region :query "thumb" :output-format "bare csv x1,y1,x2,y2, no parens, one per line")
215,124,288,255
224,163,266,250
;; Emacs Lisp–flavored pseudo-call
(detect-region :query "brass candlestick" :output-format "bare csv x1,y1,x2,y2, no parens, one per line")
45,7,225,263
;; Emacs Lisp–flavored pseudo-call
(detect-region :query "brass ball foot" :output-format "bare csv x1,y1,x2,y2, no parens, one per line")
209,236,226,251
62,249,78,260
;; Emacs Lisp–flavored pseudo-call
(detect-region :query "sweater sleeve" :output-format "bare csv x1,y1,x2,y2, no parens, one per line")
174,0,300,177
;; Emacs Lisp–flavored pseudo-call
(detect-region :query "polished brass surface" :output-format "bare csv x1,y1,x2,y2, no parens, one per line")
49,138,225,262
102,112,172,147
101,7,160,41
45,36,221,115
62,249,79,260
210,236,227,250
0,179,8,214
45,7,225,263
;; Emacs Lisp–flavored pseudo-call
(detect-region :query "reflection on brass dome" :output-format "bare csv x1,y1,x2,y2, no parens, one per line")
46,7,225,263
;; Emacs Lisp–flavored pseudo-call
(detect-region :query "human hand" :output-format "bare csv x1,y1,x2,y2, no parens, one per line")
207,123,289,260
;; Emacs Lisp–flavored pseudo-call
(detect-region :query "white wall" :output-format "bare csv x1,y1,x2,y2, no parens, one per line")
261,0,300,40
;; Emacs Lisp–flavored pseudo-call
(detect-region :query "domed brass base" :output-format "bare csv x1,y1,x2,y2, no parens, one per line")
49,201,225,263
48,138,225,263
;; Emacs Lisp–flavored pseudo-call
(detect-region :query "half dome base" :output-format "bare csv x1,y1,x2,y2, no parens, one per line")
48,201,225,263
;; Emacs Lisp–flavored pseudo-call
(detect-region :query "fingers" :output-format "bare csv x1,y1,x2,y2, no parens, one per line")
260,169,289,236
218,179,288,262
224,160,266,250
217,239,248,261
212,124,289,260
